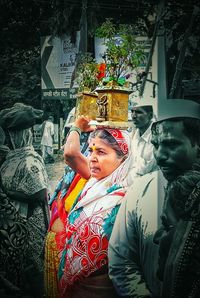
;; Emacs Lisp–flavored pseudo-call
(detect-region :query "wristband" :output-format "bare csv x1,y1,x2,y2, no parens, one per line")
69,126,81,136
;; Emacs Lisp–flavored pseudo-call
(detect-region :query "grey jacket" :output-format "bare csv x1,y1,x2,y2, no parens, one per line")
108,171,166,297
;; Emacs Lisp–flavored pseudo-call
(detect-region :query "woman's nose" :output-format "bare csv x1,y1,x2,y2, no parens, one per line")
89,151,98,161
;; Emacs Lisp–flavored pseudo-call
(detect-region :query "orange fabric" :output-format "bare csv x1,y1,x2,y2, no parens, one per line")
55,174,88,251
57,174,82,223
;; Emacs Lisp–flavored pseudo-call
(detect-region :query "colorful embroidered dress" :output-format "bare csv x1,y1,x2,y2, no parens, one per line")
58,130,133,297
44,133,89,297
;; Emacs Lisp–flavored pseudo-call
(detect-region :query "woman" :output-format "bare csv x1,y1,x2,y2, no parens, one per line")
57,116,133,297
0,126,29,297
0,148,29,297
0,104,49,297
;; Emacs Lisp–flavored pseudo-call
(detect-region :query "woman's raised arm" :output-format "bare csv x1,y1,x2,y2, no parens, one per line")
64,116,94,179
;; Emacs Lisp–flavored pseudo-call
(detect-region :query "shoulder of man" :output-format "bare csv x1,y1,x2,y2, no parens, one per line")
125,171,159,205
125,170,166,234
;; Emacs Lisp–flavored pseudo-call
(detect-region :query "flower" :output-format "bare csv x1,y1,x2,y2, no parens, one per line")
96,63,106,80
76,54,105,91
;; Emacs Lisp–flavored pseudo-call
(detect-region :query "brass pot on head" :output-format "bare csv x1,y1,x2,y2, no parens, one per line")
75,90,98,120
95,86,132,122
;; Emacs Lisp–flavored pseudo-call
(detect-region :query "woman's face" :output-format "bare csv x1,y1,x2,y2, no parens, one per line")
88,137,124,180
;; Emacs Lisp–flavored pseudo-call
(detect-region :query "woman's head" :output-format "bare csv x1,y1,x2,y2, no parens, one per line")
88,129,129,180
0,103,43,131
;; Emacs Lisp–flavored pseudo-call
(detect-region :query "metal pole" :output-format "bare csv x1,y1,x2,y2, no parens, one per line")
156,0,167,228
157,1,167,109
139,3,164,97
79,0,88,53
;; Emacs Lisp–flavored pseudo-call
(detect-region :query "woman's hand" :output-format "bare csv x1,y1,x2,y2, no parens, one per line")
74,116,95,133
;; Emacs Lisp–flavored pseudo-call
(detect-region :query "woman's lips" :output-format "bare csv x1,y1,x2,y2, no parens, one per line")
90,167,100,174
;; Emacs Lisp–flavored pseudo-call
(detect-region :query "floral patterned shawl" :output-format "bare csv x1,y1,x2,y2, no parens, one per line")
58,130,133,297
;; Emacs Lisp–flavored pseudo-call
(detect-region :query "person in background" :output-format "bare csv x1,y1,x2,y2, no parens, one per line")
41,115,55,164
153,165,200,298
130,98,158,177
45,115,133,298
0,126,29,297
108,99,200,298
0,103,49,298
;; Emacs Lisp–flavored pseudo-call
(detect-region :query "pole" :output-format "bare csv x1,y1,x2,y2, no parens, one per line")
139,3,164,97
79,0,88,53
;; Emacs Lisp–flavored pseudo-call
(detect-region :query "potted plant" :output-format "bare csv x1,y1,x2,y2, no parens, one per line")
95,18,145,89
94,19,146,122
76,53,103,92
75,53,105,119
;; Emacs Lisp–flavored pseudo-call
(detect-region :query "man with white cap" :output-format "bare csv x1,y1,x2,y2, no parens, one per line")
108,99,200,298
130,97,158,177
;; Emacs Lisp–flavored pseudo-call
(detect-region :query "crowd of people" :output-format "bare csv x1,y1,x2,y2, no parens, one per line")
0,98,199,298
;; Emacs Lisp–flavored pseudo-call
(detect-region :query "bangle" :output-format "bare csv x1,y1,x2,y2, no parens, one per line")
69,126,81,136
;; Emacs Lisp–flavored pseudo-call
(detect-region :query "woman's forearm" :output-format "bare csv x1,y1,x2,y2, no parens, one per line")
63,116,92,179
64,129,81,160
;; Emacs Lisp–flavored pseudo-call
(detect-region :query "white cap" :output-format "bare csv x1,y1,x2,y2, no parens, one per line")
131,97,157,115
131,98,157,110
157,99,200,122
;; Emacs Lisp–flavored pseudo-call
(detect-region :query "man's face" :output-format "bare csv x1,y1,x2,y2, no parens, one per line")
151,120,199,181
131,107,152,130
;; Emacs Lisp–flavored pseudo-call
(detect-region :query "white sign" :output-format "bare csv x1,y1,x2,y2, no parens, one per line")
41,33,80,91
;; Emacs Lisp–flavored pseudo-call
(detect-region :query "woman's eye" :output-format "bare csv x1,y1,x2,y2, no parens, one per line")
98,150,105,155
88,148,106,155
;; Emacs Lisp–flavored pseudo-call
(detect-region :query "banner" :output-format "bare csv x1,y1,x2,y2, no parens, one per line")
41,33,80,100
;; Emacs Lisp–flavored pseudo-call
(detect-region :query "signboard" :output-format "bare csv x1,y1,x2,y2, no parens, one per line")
41,33,80,100
42,88,77,100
